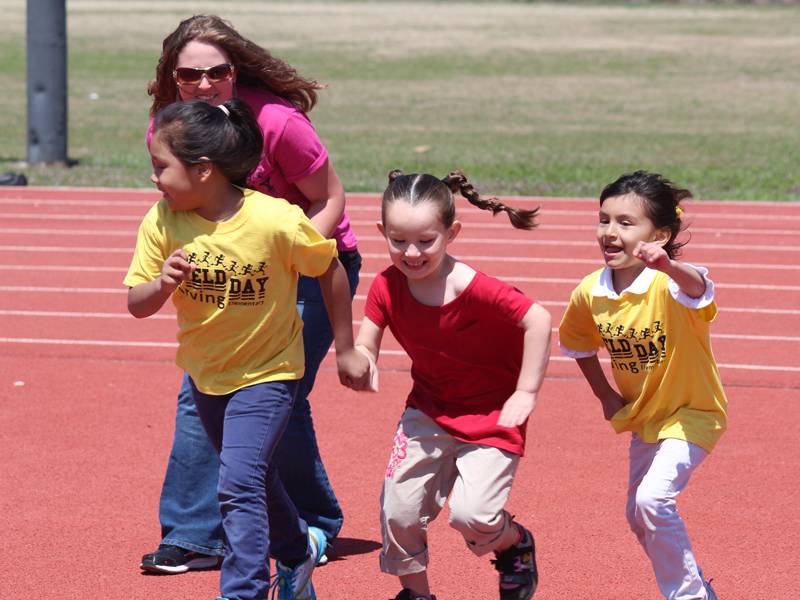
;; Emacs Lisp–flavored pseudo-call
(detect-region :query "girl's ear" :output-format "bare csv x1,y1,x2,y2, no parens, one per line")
652,226,671,247
193,162,213,182
447,220,462,243
376,221,386,236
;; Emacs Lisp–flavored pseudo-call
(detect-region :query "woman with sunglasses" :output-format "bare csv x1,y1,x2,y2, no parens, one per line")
140,14,360,576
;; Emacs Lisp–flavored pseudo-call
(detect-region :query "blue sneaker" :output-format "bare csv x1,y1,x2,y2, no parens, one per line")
275,535,319,600
307,526,328,566
704,579,718,600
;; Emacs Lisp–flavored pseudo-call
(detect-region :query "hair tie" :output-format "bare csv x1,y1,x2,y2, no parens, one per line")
218,104,230,117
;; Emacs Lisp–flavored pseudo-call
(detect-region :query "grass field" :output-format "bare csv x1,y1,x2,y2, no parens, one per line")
3,1,799,200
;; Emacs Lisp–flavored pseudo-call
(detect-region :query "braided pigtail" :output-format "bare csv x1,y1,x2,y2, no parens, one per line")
442,170,539,230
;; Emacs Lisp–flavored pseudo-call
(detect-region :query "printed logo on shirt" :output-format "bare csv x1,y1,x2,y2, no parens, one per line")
177,249,270,309
597,320,666,374
248,168,275,195
385,430,409,479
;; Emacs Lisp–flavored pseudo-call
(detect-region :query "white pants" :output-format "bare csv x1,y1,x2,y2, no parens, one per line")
627,435,709,600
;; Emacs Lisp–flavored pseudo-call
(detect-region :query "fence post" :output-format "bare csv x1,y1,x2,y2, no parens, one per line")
27,0,68,166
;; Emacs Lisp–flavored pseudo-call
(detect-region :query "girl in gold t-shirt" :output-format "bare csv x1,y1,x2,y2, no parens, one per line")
125,98,368,600
559,171,724,600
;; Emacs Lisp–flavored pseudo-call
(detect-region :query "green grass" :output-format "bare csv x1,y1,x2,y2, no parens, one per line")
2,1,799,200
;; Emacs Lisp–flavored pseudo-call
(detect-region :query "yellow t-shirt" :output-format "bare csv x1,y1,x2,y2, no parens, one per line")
559,267,727,452
124,188,337,395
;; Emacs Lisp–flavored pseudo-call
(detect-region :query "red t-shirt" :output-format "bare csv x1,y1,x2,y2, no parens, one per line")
365,266,534,455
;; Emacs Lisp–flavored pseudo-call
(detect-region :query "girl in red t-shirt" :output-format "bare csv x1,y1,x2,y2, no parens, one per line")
346,170,552,600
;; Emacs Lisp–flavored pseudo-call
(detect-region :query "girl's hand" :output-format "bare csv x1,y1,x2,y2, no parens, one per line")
633,241,671,272
161,249,195,291
497,390,536,428
599,389,626,421
336,347,371,390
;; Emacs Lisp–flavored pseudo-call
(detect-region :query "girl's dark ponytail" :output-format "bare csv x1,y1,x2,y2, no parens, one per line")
153,98,264,186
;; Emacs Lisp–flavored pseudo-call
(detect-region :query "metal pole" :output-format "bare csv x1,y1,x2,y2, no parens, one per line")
27,0,68,166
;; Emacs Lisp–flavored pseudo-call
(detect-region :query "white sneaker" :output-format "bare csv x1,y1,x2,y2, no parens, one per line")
308,526,328,566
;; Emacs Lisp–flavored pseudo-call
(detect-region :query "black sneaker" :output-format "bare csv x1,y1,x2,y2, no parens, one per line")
491,525,538,599
391,590,437,600
140,544,222,574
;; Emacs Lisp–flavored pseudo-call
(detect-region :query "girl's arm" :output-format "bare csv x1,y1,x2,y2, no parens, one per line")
575,355,626,421
354,316,384,360
127,249,194,318
295,159,346,239
317,257,370,387
498,303,552,428
633,241,706,298
351,316,385,392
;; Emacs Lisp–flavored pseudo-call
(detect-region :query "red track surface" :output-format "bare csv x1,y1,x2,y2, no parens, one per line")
1,187,798,599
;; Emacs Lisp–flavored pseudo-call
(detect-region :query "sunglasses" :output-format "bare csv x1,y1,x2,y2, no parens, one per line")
173,63,234,86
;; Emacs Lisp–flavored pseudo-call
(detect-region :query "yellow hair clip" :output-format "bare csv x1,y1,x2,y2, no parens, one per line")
675,206,683,217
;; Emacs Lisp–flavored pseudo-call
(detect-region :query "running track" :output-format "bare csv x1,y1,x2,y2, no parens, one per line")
1,187,798,599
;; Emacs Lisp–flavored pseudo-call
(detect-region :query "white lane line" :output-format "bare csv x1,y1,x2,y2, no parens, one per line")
343,205,800,220
0,284,800,304
358,253,800,272
2,247,798,272
2,191,798,209
0,309,173,320
0,265,126,273
2,336,798,374
0,228,136,237
0,199,154,207
0,213,142,221
0,245,132,253
354,235,800,253
0,266,797,294
0,337,177,348
0,286,126,293
349,221,800,236
6,227,800,252
6,206,800,222
4,228,800,252
3,309,797,343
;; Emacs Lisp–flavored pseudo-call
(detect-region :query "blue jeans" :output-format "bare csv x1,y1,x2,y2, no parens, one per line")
191,378,309,600
157,250,361,554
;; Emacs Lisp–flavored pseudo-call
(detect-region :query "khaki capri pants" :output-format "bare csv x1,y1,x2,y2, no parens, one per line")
380,407,520,576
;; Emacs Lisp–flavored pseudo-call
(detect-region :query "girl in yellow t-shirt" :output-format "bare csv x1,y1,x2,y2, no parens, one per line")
559,171,725,600
125,98,369,600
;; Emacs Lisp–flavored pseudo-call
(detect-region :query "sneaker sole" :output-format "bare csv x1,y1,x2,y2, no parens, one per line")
139,556,221,574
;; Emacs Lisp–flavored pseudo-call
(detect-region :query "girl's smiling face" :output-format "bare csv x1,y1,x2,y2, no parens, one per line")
597,193,669,276
378,200,459,282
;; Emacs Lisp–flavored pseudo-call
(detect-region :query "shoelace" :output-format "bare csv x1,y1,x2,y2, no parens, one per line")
268,572,284,599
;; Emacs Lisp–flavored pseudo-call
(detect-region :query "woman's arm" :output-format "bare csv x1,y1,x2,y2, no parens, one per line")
497,303,552,427
295,159,345,239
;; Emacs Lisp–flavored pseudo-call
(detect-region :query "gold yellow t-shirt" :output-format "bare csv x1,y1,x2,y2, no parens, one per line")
559,266,727,452
124,188,337,395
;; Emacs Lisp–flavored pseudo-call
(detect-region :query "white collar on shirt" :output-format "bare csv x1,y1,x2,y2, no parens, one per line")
591,267,657,299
